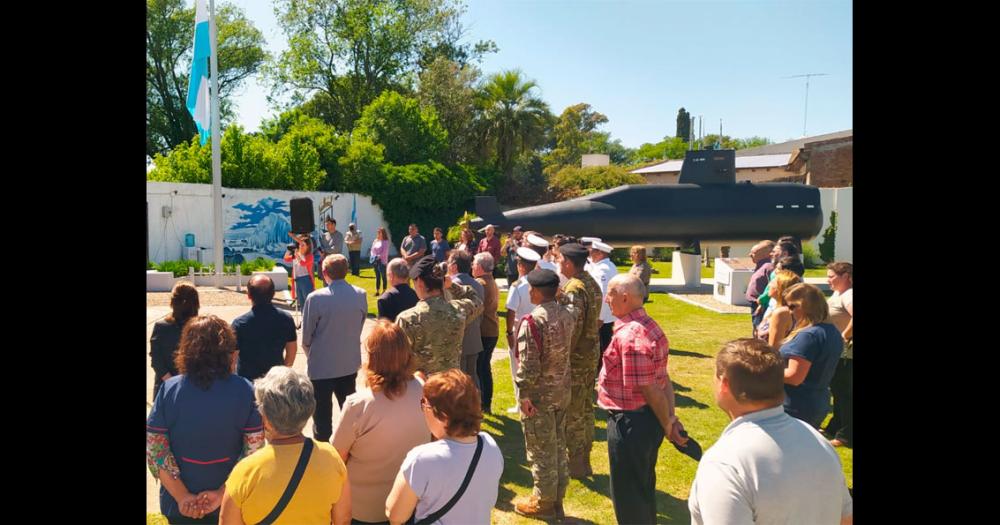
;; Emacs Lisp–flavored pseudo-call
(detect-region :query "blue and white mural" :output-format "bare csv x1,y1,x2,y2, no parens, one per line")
223,197,292,264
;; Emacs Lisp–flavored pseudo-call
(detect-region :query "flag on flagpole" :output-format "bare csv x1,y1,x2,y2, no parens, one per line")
350,195,357,225
186,0,211,145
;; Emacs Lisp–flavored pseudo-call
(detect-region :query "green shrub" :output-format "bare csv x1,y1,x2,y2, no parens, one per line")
818,210,837,263
241,257,276,275
610,248,631,266
157,259,202,277
802,242,823,268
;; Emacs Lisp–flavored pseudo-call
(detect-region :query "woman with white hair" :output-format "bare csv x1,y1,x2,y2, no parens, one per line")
220,367,352,525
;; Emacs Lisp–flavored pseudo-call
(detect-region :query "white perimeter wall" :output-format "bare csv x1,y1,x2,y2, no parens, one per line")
147,181,395,264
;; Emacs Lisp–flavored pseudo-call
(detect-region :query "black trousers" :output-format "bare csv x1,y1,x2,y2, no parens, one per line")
598,322,614,373
311,373,357,442
607,406,664,525
826,358,853,444
478,336,498,411
348,250,361,276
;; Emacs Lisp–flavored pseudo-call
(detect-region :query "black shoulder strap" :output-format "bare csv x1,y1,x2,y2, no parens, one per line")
414,435,484,525
257,439,315,525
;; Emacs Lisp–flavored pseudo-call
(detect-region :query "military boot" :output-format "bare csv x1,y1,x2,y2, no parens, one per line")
555,500,566,521
514,495,557,519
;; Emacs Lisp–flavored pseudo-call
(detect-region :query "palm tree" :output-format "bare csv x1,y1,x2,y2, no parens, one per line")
476,70,551,177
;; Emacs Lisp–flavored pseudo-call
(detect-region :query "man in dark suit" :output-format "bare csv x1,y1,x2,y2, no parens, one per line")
377,258,419,321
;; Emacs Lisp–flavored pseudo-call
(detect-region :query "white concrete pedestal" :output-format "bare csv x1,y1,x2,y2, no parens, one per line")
672,251,702,288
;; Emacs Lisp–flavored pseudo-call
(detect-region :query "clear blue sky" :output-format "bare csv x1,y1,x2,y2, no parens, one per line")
218,0,852,148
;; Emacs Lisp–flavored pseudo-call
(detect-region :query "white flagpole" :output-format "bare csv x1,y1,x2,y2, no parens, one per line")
209,0,223,287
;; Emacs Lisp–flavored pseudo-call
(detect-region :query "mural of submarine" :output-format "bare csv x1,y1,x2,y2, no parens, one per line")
470,149,824,247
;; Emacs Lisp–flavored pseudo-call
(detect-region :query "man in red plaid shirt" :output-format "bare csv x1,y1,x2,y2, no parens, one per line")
597,273,690,524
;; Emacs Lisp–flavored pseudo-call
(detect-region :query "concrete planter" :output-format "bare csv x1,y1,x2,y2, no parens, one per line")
146,271,176,292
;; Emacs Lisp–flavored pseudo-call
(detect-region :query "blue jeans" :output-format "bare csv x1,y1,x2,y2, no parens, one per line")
294,275,314,310
373,259,387,291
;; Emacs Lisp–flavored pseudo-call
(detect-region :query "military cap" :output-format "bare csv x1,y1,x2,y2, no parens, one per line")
559,243,589,259
580,236,602,246
526,268,560,288
516,246,541,262
526,234,549,248
591,241,613,254
409,255,439,279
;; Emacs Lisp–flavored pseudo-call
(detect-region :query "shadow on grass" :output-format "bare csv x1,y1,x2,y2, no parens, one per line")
669,347,712,359
576,471,690,523
484,412,532,512
675,392,710,409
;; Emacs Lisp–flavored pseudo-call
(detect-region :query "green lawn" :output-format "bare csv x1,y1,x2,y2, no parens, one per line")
483,289,852,524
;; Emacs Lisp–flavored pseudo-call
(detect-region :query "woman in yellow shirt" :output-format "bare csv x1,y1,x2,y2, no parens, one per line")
221,366,352,525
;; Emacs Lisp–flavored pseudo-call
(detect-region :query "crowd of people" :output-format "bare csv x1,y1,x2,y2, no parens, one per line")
149,223,853,524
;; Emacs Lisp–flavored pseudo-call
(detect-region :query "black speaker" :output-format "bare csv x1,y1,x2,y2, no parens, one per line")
290,197,314,234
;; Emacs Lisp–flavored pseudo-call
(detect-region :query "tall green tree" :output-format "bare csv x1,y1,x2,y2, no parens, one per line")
633,136,689,163
267,0,490,132
676,107,691,142
417,57,481,163
545,103,609,169
354,91,448,165
146,0,267,156
476,70,552,178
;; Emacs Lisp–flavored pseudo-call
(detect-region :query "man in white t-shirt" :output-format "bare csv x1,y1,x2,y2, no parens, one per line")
587,240,618,370
689,338,853,525
503,246,540,414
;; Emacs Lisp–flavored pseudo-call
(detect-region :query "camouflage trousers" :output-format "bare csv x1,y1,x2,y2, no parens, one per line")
522,407,568,504
566,382,596,460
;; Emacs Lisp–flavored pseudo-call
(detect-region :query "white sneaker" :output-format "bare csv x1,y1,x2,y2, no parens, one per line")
506,406,520,414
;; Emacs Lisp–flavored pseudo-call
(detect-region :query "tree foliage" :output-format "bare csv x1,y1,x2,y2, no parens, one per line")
544,103,609,169
476,69,553,178
549,165,646,200
146,0,266,156
148,125,326,191
417,57,481,163
354,91,448,165
676,107,691,142
267,0,492,132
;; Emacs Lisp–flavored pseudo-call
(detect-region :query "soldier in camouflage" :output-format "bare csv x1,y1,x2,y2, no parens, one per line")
512,269,575,520
557,242,604,479
396,256,484,376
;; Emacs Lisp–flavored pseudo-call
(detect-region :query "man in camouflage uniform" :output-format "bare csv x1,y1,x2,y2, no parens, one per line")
558,242,604,479
396,256,484,376
512,269,575,520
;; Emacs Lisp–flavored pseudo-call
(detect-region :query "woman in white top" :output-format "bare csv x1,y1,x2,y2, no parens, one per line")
386,369,504,525
332,320,431,525
823,261,853,447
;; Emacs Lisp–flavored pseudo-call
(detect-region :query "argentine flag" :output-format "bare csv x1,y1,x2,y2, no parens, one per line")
186,0,211,145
